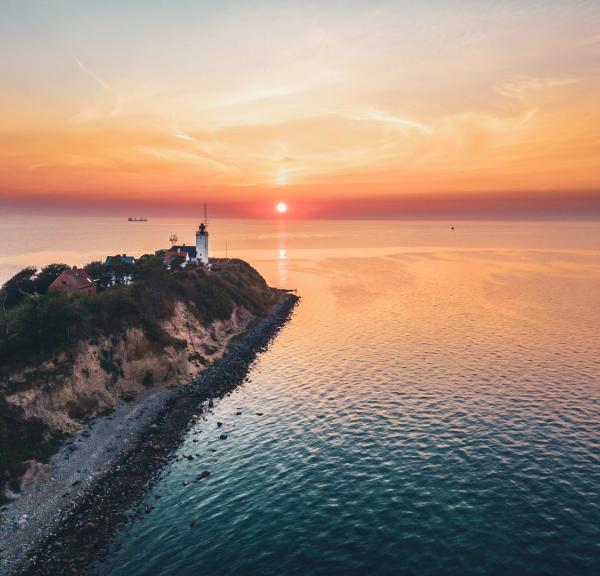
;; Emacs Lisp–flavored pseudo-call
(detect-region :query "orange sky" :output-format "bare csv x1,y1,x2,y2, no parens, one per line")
1,1,599,218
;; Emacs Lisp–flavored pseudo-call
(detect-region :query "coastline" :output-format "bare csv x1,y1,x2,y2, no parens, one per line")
0,290,299,576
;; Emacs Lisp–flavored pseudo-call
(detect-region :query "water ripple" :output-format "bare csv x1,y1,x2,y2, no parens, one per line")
96,245,600,576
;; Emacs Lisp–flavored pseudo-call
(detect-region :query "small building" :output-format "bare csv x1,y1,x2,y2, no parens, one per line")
155,245,197,268
171,245,197,260
161,249,190,267
49,268,96,296
104,254,135,266
156,215,209,268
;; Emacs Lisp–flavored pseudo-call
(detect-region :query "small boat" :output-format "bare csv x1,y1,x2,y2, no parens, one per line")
128,217,148,222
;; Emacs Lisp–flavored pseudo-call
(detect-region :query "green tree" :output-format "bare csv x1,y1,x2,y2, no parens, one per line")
34,263,70,294
132,255,175,326
1,267,37,307
84,261,112,291
15,291,81,355
0,287,8,341
170,254,187,270
85,286,138,333
105,258,134,286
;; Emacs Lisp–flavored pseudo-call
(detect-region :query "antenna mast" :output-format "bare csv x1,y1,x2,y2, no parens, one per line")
204,203,208,226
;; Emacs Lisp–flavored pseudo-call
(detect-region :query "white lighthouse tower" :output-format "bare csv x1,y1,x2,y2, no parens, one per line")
195,205,209,265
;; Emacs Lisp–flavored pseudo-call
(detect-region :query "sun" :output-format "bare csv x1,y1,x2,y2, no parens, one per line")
276,202,288,214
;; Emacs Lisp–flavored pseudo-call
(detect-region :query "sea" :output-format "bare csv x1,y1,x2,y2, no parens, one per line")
1,216,599,575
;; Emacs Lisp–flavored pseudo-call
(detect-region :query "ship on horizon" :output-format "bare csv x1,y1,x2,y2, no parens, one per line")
128,216,148,222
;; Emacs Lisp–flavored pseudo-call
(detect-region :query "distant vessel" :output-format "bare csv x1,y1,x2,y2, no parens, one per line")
128,217,148,222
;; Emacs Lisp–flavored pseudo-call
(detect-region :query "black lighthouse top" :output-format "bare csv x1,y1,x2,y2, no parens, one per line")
198,222,207,235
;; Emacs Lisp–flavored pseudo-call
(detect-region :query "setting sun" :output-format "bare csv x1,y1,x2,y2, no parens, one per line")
1,3,599,574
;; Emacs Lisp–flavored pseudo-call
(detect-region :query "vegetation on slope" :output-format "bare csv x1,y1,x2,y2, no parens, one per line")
0,397,66,502
0,256,274,502
0,257,273,370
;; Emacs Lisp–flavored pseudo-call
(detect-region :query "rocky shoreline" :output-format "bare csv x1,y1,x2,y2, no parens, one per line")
0,290,299,576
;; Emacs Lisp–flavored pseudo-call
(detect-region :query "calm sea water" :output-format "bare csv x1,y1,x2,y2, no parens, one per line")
2,217,600,575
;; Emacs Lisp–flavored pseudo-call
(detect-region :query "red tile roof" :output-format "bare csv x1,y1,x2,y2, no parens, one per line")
49,268,96,294
162,249,189,264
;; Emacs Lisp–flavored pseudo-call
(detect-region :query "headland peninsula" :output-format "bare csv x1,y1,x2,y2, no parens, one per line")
0,253,298,574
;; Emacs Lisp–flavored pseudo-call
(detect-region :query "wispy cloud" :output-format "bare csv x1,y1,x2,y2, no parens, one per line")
139,138,248,176
438,108,537,135
341,108,430,133
496,77,580,103
170,131,197,143
206,65,349,115
577,34,600,47
70,56,123,123
218,84,309,107
72,56,110,93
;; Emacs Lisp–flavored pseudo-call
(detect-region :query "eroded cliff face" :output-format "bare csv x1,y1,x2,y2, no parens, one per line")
5,301,254,434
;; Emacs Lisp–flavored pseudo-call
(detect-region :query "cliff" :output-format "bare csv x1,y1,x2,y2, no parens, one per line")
5,301,253,433
0,257,275,502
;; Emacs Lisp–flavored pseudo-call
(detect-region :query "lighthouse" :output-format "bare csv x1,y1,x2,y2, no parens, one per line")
195,206,209,265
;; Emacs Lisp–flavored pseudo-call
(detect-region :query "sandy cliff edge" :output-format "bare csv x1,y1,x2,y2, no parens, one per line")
0,291,299,575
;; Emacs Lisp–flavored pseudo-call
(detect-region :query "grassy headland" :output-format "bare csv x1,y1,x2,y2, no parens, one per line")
0,256,275,502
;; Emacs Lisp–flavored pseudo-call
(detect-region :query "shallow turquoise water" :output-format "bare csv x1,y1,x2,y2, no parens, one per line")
7,219,596,576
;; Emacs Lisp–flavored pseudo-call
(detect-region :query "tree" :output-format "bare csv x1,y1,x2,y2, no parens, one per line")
132,255,174,319
84,261,112,291
15,291,81,355
0,286,8,341
105,258,133,286
170,254,187,271
133,255,169,284
1,267,37,307
34,263,70,294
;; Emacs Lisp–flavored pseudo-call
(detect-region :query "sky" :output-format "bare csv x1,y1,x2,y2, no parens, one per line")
1,0,599,218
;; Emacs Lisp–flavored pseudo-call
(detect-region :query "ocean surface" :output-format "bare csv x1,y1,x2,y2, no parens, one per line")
1,217,600,575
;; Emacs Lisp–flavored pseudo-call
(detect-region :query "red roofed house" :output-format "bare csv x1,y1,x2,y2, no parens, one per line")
161,249,190,267
49,267,96,296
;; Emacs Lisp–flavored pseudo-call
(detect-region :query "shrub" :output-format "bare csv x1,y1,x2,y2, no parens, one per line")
0,257,273,370
84,261,113,291
0,395,64,501
1,267,37,307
